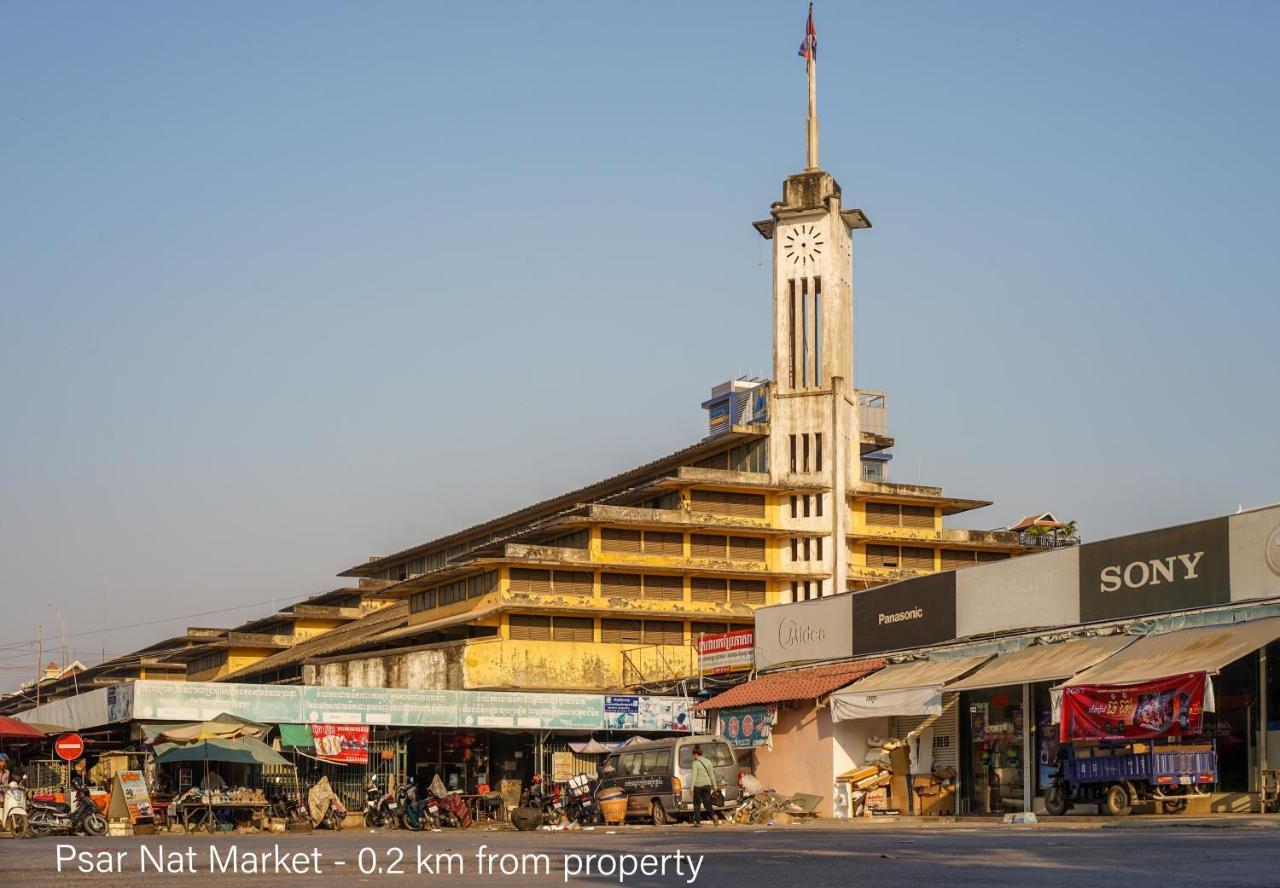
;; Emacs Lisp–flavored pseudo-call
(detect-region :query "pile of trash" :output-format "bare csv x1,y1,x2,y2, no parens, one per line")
835,734,957,817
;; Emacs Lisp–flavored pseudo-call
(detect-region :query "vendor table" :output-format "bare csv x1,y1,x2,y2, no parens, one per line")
178,799,268,833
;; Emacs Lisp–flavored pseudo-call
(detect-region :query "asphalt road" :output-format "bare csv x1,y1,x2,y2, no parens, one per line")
4,822,1280,887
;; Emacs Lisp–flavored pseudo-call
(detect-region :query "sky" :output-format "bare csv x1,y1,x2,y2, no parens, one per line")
2,2,1278,687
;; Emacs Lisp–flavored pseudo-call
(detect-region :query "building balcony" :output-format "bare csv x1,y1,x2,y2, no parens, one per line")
848,525,1023,550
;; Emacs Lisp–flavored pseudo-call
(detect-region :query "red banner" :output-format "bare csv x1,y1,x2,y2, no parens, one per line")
1061,671,1207,742
698,629,754,675
310,724,370,763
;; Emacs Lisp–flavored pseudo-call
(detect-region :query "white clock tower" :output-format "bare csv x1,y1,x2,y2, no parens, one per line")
755,25,870,602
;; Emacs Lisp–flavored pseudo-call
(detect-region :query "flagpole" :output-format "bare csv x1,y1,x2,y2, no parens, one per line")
805,5,819,171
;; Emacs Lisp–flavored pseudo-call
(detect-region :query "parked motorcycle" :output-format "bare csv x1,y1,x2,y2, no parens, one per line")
515,773,564,827
427,776,471,829
397,779,433,831
564,773,600,825
28,784,107,838
362,775,398,830
306,776,346,831
2,782,29,838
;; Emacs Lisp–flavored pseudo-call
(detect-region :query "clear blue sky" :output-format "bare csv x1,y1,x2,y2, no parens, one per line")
2,2,1277,683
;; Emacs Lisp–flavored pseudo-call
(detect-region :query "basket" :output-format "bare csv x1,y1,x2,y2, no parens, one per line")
599,796,628,825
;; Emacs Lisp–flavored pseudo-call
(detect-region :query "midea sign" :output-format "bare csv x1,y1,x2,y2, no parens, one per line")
1079,518,1229,623
778,619,827,648
754,595,853,670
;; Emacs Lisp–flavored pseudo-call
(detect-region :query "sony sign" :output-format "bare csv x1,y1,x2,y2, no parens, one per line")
1079,518,1229,622
1098,552,1204,593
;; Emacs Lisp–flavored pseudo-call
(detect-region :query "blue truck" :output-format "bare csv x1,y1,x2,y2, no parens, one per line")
1043,742,1217,816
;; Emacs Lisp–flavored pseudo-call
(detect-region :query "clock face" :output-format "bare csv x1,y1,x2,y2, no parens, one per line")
783,224,823,267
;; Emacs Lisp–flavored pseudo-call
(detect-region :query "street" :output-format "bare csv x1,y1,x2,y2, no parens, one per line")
4,822,1279,887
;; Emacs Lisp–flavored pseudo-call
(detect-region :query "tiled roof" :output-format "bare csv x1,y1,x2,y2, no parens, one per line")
692,659,885,711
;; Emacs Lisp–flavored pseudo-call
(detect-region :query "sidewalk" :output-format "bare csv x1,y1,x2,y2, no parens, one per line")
754,813,1280,831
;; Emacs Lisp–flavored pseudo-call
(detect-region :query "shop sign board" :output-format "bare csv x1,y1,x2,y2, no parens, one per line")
106,683,134,725
852,572,957,656
459,691,602,730
130,681,301,723
755,594,854,671
603,696,696,732
109,771,154,823
310,723,370,763
698,629,754,675
386,689,460,727
54,733,85,761
1060,672,1207,742
119,681,703,733
1079,518,1231,623
551,751,574,783
718,705,773,748
1228,507,1280,603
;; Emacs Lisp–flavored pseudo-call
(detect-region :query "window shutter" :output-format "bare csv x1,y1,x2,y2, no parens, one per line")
729,579,767,605
643,574,684,601
729,536,766,563
644,531,684,557
692,622,731,638
901,505,936,529
866,503,899,526
940,549,976,570
601,573,642,598
552,616,594,642
644,621,684,646
691,534,727,559
901,547,934,570
601,619,643,645
509,614,551,641
601,528,643,554
866,545,899,567
553,571,594,596
510,568,552,595
691,576,728,603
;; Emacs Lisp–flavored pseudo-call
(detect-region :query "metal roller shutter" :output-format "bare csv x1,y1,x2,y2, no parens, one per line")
729,536,766,563
601,528,643,554
644,531,684,557
643,574,684,601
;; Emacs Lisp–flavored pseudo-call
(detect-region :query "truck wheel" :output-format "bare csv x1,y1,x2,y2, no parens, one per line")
1103,784,1131,817
1043,785,1068,816
1162,798,1188,815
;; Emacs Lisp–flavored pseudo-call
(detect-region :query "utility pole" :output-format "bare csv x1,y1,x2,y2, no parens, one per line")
34,625,42,709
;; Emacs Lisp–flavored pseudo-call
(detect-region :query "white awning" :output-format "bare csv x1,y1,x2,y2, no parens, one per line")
830,656,989,721
1063,617,1280,688
946,636,1134,692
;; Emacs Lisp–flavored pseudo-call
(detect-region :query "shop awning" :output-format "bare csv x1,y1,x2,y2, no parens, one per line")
946,636,1135,692
830,656,990,721
692,659,885,712
1063,617,1280,688
277,724,314,748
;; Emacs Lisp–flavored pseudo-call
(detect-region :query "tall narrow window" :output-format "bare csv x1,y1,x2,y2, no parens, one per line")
815,433,823,472
814,277,823,386
803,495,811,518
790,495,798,518
789,435,797,473
787,280,797,388
815,494,824,517
800,278,810,388
802,434,810,472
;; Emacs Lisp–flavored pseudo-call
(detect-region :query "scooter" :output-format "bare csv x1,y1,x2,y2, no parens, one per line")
28,784,107,837
397,779,433,831
2,782,29,838
564,773,600,825
362,775,398,829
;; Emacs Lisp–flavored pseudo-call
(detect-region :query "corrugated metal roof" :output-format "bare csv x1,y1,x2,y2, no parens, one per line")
692,659,884,711
218,602,409,681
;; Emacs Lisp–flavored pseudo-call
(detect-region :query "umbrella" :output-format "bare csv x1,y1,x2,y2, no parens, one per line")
0,717,45,741
152,736,289,767
143,714,266,746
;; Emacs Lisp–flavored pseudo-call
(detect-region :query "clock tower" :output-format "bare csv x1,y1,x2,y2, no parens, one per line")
754,22,871,602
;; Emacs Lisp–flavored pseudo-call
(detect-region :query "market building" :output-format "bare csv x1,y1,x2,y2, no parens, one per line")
699,502,1280,817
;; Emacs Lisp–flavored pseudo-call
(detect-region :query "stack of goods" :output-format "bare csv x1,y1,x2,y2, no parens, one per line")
912,766,957,816
835,735,906,817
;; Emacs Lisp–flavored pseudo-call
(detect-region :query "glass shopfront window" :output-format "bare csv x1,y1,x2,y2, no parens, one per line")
961,686,1025,814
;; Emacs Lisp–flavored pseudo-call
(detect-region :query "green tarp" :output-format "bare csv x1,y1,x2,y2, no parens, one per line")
152,735,290,767
277,724,314,748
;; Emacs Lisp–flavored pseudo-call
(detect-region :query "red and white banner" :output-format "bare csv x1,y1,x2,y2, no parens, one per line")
310,723,370,763
1061,671,1207,743
698,629,754,675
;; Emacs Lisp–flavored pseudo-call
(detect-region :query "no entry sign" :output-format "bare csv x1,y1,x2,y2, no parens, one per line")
54,732,85,761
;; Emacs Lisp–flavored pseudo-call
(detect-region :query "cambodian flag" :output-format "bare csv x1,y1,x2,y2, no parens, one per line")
798,4,817,61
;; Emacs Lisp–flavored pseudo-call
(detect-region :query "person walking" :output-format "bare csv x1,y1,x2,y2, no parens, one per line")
690,745,719,827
